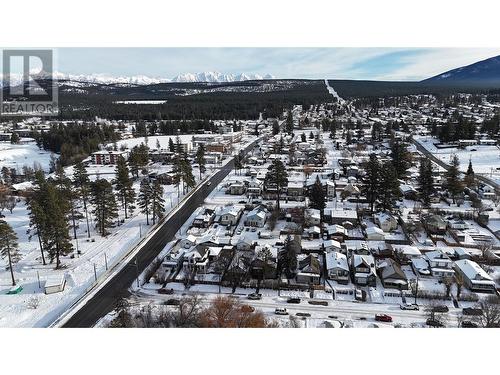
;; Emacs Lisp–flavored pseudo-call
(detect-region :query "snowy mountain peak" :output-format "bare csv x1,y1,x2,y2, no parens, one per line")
171,72,274,83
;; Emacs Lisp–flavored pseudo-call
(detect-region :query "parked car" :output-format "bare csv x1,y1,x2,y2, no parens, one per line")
165,298,180,306
287,297,301,304
247,293,262,300
463,307,482,316
375,314,393,322
296,312,311,317
432,305,449,313
400,303,419,311
355,289,366,301
275,308,289,315
158,288,174,295
426,318,444,327
461,320,478,328
308,300,329,306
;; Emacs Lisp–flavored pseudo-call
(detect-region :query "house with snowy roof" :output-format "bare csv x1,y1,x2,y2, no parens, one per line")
453,259,496,294
325,251,349,284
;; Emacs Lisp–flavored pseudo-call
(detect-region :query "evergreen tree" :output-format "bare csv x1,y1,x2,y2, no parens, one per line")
138,179,152,225
168,137,175,152
195,143,206,180
445,155,464,204
181,159,196,192
27,171,49,265
45,181,74,268
73,161,91,238
151,180,166,225
285,110,294,134
379,162,400,212
264,159,288,210
278,235,298,279
0,220,20,286
272,120,280,135
464,159,476,188
418,159,434,207
390,140,411,179
91,179,118,236
300,133,306,143
363,153,380,213
309,176,326,215
114,156,136,219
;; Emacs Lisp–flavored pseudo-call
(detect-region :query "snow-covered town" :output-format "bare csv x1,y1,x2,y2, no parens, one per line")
3,75,500,329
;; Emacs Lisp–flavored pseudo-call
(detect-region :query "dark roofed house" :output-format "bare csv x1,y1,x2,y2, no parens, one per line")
377,258,408,290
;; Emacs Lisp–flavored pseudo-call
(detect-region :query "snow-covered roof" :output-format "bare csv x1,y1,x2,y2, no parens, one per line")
325,251,348,271
454,259,494,283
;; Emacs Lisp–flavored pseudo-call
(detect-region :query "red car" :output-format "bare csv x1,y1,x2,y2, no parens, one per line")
375,314,393,322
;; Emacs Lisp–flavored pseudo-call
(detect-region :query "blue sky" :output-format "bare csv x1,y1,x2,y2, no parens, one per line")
55,48,500,81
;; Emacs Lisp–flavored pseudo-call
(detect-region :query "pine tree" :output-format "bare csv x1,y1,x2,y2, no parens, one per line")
272,120,280,135
418,159,434,207
181,159,196,192
0,220,20,286
168,137,175,152
138,179,152,225
445,155,464,204
309,176,326,215
285,110,294,134
464,159,475,188
390,140,410,179
195,143,206,180
114,156,136,219
151,180,166,225
301,133,306,143
379,162,400,212
264,159,288,210
91,179,118,236
278,235,298,279
363,153,380,213
73,161,91,238
45,181,74,268
28,171,49,265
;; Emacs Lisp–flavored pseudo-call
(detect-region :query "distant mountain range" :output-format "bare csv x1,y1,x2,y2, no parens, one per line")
423,55,500,84
0,71,276,87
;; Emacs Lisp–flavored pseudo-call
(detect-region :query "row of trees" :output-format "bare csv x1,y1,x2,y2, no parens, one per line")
108,295,277,328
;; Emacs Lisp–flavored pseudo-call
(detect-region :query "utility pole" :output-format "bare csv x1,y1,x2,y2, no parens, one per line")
135,257,140,288
104,252,108,271
37,271,41,289
93,263,97,282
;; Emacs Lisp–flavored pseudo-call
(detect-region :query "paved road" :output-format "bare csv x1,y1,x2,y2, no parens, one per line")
62,139,260,327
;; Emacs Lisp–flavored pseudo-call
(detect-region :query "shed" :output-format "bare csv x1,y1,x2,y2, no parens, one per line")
44,275,66,295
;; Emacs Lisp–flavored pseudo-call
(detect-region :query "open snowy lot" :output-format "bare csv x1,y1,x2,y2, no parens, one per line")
0,141,56,172
415,136,500,182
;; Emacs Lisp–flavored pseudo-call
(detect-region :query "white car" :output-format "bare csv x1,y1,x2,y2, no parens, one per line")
274,308,289,315
400,303,419,311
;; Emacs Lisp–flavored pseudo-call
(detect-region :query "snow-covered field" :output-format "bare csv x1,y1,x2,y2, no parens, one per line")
0,141,55,172
415,136,500,182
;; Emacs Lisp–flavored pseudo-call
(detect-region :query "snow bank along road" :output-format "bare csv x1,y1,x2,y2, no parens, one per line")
61,138,263,328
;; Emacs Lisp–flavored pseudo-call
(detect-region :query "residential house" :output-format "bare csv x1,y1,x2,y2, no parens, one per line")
425,249,455,278
244,206,267,227
374,212,398,232
219,205,243,226
366,226,385,241
377,258,408,290
325,251,349,284
296,254,321,285
350,254,377,286
453,259,496,294
228,183,246,195
423,214,447,235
